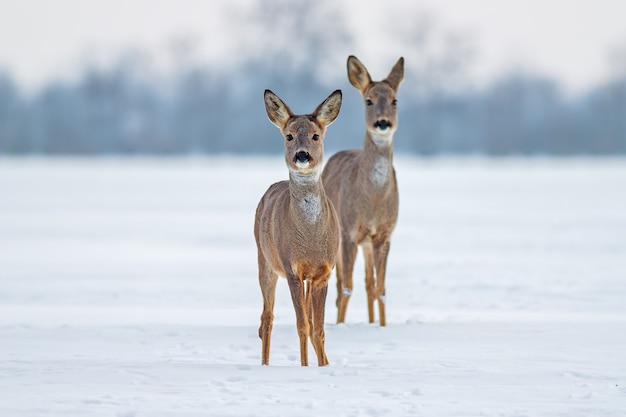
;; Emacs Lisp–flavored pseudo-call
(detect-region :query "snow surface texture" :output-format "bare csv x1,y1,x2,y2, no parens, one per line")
1,157,625,417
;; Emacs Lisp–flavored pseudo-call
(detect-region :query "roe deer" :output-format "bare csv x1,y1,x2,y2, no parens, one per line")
255,89,342,366
322,55,404,326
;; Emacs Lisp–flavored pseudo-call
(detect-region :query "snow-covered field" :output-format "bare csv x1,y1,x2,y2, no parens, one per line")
1,156,625,417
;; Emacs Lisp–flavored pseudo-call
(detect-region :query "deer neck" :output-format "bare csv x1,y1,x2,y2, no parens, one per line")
360,131,394,188
288,168,326,224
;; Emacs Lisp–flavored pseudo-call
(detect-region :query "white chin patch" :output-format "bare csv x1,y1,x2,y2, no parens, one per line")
295,160,310,169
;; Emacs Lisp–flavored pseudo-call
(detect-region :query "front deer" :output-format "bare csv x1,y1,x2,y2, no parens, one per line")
255,89,342,366
322,56,404,326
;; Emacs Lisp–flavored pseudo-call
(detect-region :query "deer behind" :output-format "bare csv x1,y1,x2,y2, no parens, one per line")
322,56,404,326
254,89,342,366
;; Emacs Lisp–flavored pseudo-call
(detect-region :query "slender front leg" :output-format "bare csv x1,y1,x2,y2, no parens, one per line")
305,280,314,340
287,273,309,366
337,235,357,323
258,257,278,365
362,241,376,323
310,278,330,366
374,239,391,326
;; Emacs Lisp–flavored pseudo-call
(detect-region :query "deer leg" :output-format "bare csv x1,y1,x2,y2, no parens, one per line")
287,273,309,366
362,241,376,323
337,236,357,324
258,258,278,365
374,239,391,327
305,280,314,339
310,278,330,366
335,248,343,308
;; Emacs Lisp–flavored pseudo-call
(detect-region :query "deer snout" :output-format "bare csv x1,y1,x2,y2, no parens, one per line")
294,151,311,164
374,119,392,131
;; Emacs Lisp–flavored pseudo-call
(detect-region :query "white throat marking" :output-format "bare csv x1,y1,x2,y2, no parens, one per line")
371,156,390,186
298,192,322,223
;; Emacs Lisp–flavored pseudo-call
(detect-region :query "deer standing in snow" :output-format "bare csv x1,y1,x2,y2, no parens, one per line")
255,89,342,366
322,56,404,326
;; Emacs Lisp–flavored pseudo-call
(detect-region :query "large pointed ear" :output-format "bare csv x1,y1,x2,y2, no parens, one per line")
347,55,371,93
313,90,342,127
264,89,292,129
385,57,404,91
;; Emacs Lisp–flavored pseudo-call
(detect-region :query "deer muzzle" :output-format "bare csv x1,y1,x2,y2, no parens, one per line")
294,151,311,164
374,119,392,131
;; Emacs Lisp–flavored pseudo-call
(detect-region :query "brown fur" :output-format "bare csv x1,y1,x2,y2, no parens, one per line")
322,56,404,326
255,89,342,366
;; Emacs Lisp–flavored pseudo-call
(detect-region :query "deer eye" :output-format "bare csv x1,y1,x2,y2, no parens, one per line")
365,99,373,106
286,134,294,141
392,99,398,106
312,134,319,141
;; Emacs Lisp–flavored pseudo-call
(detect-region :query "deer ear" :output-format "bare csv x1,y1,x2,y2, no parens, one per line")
385,57,404,91
347,55,371,93
264,89,292,129
314,90,342,127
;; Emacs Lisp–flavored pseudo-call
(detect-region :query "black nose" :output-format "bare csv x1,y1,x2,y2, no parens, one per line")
294,151,311,163
374,120,391,130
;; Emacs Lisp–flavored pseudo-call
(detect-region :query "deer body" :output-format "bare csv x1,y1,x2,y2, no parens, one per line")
322,56,404,326
255,89,342,366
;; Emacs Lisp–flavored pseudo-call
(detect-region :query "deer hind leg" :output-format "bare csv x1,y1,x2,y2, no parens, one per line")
287,273,309,366
310,277,330,366
335,248,343,308
337,236,357,324
374,239,392,326
362,241,376,323
258,258,278,365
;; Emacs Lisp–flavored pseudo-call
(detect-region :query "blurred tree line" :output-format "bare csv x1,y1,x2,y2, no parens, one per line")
1,52,625,156
1,0,625,156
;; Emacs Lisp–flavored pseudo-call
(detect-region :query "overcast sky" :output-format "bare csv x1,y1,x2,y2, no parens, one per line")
1,0,625,94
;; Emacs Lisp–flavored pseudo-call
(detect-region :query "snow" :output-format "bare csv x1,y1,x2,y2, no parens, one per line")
1,156,625,416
